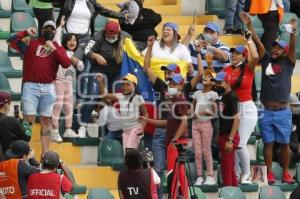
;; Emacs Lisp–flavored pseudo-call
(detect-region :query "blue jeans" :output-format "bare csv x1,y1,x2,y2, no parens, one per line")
80,72,120,123
259,108,292,144
22,82,56,117
106,130,123,144
143,133,153,151
225,0,245,30
283,0,290,12
76,58,91,100
152,127,166,199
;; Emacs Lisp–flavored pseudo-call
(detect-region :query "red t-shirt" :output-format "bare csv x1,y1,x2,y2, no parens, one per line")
223,65,254,102
144,103,156,135
27,172,73,199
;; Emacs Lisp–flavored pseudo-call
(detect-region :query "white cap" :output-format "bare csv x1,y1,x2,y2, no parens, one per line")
290,94,300,105
42,20,56,29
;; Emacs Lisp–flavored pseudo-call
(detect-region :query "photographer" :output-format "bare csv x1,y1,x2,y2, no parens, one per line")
27,151,73,199
0,140,40,199
0,92,32,160
118,149,160,199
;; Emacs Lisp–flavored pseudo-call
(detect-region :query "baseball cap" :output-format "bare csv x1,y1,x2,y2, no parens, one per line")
163,22,181,40
169,74,184,84
42,20,56,29
212,71,229,82
230,45,249,58
290,94,300,105
122,73,138,85
161,63,181,74
272,40,289,53
5,140,30,159
105,21,120,36
42,151,60,166
0,91,11,107
204,22,220,33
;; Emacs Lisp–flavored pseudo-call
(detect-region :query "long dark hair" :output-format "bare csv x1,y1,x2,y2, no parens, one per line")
62,33,78,51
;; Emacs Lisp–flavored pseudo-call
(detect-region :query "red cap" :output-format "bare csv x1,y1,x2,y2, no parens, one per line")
105,21,120,36
0,92,11,107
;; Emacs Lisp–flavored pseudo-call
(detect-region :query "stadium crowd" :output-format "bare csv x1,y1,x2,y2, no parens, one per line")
0,0,300,198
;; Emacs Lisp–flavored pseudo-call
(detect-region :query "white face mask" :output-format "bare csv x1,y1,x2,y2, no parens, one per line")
167,87,178,96
105,36,118,43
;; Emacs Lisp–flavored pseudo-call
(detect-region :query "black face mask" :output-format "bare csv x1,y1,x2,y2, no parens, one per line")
42,30,55,41
213,86,225,96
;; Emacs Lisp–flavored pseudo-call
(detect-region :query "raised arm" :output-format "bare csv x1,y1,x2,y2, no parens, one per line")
288,18,297,63
240,11,266,59
182,25,195,47
53,16,65,46
143,36,158,84
190,42,204,90
94,1,126,20
96,73,118,101
7,27,37,54
245,31,259,72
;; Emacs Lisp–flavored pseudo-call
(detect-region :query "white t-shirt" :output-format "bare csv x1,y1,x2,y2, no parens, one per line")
97,105,122,132
192,90,218,121
65,0,92,34
115,93,145,130
143,41,192,62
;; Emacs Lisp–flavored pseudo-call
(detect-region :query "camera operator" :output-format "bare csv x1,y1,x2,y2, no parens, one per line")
118,149,160,199
0,92,32,161
27,151,73,199
0,140,40,199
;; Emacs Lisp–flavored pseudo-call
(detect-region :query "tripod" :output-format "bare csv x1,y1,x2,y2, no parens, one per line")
169,145,198,199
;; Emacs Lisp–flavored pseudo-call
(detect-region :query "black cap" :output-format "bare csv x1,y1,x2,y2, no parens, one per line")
5,140,30,159
42,151,59,166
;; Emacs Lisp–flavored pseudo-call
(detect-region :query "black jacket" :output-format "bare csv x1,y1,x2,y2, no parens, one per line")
119,7,162,42
56,0,126,36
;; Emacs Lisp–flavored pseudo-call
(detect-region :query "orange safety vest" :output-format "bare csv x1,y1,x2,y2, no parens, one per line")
0,159,22,199
250,0,284,22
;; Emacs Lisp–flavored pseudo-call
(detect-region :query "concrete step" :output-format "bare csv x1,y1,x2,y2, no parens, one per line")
69,165,119,189
105,4,181,16
161,15,218,25
76,190,119,199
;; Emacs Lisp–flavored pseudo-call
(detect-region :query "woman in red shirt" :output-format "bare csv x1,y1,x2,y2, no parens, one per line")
223,32,259,184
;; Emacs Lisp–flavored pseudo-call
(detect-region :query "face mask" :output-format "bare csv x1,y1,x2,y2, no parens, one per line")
213,86,225,96
167,87,178,96
42,30,55,41
106,36,118,43
203,33,218,45
233,61,243,67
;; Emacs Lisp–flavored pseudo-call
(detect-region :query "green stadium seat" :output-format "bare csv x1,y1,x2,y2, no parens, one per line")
162,173,168,193
272,162,298,191
62,166,87,195
194,187,207,199
247,135,256,145
94,15,108,32
87,188,114,199
256,139,264,165
11,12,37,33
98,139,124,171
0,50,22,78
72,137,99,146
239,183,259,192
0,28,10,39
250,16,264,38
219,186,246,199
0,72,21,100
11,0,33,14
259,185,286,199
0,3,11,18
295,163,300,182
206,0,225,18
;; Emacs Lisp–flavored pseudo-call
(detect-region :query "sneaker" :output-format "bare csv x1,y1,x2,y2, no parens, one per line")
204,176,216,185
51,129,63,143
241,174,252,184
233,28,244,35
282,171,296,184
267,172,276,184
77,126,87,138
63,129,79,138
224,28,234,34
195,177,204,186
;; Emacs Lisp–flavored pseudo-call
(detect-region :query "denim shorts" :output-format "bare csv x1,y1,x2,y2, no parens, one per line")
22,82,56,117
259,108,292,144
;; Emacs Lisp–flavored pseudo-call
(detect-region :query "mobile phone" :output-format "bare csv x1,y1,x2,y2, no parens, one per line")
244,31,252,40
14,105,19,118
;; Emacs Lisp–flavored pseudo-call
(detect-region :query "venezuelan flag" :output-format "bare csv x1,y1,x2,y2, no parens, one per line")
121,38,189,101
